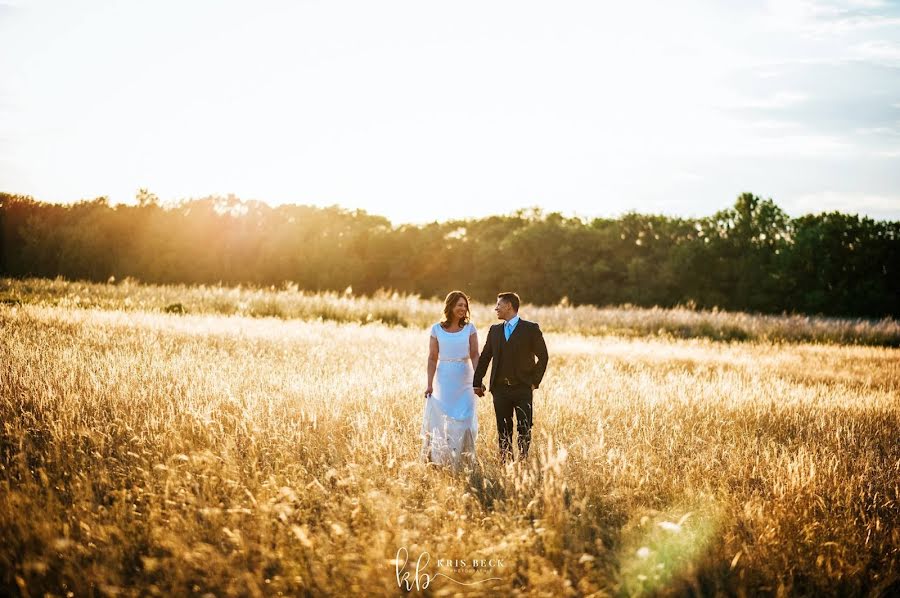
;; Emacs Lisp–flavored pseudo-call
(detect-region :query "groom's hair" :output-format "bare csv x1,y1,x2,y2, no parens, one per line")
497,292,520,312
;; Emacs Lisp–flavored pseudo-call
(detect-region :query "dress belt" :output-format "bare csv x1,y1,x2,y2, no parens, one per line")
439,357,469,362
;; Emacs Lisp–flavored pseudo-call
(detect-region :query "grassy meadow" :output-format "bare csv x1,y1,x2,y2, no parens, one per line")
3,277,899,346
1,280,899,596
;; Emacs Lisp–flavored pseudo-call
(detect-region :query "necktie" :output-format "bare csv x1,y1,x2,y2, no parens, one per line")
505,321,512,341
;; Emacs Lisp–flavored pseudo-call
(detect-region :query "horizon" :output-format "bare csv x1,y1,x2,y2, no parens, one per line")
2,0,899,222
4,188,898,226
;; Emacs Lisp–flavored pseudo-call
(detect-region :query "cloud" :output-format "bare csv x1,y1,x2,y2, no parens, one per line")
716,61,900,155
747,119,804,131
763,0,900,37
852,39,900,65
785,190,900,219
729,91,811,110
855,125,900,136
0,1,18,18
730,133,856,158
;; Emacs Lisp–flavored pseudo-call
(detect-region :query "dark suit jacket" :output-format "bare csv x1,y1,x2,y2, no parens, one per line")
473,319,549,391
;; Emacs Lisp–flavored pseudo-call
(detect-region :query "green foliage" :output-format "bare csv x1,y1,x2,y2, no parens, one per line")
1,191,897,318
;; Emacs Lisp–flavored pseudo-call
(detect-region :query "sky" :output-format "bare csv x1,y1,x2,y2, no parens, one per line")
1,0,899,224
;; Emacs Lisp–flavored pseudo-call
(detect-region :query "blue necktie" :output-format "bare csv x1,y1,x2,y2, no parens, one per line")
505,321,512,341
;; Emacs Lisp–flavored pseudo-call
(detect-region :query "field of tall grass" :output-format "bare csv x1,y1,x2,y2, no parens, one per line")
2,277,899,346
1,282,899,596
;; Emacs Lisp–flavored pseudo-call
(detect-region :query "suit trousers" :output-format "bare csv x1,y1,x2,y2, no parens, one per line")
492,385,533,462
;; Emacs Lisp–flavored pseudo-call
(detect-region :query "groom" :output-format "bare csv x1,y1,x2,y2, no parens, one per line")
473,292,549,463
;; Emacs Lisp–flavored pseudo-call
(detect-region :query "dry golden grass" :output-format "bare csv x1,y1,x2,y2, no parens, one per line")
1,299,899,596
3,277,899,346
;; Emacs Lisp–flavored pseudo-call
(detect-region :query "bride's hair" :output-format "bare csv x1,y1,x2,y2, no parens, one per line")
441,290,471,329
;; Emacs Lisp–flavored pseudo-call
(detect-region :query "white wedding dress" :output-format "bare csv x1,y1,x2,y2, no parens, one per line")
421,322,479,466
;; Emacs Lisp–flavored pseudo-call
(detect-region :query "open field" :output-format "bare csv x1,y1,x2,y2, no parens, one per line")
1,294,899,596
2,277,899,346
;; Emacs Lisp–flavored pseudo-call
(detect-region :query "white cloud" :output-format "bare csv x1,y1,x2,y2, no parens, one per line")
730,91,811,110
736,134,855,158
852,39,900,64
847,1,890,8
786,190,900,218
845,0,889,8
749,119,804,130
855,125,900,135
761,0,900,44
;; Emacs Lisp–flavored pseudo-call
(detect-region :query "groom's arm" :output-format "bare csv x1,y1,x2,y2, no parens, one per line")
531,323,549,390
473,326,493,389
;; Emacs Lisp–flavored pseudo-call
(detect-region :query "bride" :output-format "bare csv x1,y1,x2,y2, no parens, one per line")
422,290,479,467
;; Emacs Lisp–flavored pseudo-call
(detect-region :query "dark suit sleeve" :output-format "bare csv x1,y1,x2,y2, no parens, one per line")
531,323,548,389
473,326,493,388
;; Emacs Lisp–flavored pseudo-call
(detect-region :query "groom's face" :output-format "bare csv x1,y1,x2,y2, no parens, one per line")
494,298,514,320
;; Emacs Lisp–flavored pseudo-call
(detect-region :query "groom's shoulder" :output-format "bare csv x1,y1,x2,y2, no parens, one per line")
521,320,544,335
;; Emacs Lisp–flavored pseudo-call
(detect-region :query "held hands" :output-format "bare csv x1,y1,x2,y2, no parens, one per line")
469,385,534,396
424,385,433,399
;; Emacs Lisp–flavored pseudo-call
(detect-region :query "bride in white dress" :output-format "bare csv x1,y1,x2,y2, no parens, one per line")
422,290,480,467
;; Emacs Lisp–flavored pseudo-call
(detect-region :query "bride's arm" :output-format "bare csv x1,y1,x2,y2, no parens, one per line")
426,335,439,396
469,328,480,370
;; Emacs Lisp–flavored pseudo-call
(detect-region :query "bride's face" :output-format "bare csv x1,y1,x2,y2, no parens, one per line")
453,297,468,321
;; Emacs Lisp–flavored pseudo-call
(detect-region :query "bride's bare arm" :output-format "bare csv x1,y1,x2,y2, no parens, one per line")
469,329,480,370
426,335,439,396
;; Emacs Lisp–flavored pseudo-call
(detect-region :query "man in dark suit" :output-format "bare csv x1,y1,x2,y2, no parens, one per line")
473,292,549,463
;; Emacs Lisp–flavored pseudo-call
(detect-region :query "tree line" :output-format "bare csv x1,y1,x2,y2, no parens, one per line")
1,190,897,318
